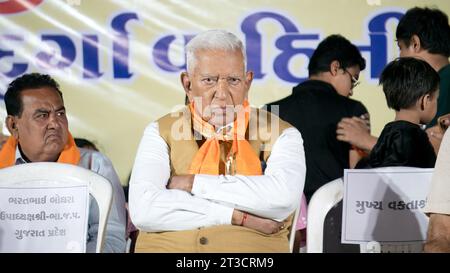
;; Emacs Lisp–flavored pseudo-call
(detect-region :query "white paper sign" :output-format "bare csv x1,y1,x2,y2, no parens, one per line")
0,184,89,253
342,168,433,244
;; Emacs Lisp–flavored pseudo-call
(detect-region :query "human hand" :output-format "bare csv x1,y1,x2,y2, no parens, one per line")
246,214,285,234
337,116,377,152
437,113,450,132
232,210,285,234
426,125,445,155
166,175,194,193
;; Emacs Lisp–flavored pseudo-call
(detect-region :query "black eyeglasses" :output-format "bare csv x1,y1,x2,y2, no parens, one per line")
344,70,360,89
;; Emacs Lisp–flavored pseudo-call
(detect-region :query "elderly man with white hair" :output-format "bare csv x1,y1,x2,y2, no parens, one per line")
129,29,306,252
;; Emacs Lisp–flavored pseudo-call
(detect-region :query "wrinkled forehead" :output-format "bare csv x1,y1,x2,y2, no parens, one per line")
191,49,246,74
20,88,64,112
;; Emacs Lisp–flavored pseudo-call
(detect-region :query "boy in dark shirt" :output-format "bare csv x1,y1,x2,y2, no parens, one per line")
357,57,438,168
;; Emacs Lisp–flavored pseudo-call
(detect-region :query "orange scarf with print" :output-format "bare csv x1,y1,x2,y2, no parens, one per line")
0,133,80,168
188,100,262,175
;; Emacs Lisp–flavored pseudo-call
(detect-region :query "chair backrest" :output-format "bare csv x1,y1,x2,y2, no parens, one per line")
306,178,343,253
288,199,301,253
0,162,113,253
307,168,431,253
344,167,432,253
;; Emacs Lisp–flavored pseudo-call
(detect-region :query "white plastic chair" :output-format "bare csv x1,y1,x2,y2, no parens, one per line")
306,178,344,253
125,238,132,253
307,169,428,253
288,200,301,253
0,162,113,253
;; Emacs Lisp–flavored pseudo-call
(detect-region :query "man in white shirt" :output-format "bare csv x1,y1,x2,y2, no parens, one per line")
424,129,450,252
129,29,306,252
0,73,127,252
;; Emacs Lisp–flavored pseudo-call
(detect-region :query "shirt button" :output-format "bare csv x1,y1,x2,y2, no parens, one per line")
199,237,208,245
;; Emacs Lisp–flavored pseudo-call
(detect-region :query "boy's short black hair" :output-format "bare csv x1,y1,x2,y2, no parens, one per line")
308,34,366,76
380,57,439,111
396,7,450,57
4,73,63,117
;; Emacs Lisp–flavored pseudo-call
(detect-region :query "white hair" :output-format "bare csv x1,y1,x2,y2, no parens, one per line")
185,29,247,73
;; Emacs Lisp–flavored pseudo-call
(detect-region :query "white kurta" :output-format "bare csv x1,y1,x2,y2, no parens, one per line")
129,122,306,232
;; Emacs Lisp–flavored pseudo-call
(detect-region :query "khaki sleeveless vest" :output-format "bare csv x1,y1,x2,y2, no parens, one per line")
135,106,296,253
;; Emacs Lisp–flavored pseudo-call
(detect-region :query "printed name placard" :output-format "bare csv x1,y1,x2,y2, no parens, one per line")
0,184,89,252
342,167,433,244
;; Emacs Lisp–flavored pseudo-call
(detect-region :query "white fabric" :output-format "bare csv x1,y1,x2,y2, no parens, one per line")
129,122,306,232
424,130,450,215
14,147,127,253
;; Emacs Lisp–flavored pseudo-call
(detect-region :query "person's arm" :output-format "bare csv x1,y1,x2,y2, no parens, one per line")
337,116,377,153
169,127,306,221
129,122,235,232
339,105,373,168
423,129,450,252
426,113,450,154
87,152,127,253
349,149,362,169
424,213,450,253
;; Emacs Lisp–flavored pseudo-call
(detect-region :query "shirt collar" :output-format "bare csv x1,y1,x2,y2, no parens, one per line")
15,145,28,165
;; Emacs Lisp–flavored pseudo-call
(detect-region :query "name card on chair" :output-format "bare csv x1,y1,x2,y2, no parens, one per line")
342,167,433,244
0,184,89,253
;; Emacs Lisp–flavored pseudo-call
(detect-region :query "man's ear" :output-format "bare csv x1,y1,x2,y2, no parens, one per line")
244,71,253,99
180,72,193,101
329,60,341,76
411,35,422,53
5,116,18,139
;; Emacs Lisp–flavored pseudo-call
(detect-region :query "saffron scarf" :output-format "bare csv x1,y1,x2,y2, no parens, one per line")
188,100,262,175
0,133,81,168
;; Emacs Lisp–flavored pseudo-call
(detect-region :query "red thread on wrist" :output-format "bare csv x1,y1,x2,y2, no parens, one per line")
240,212,248,226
